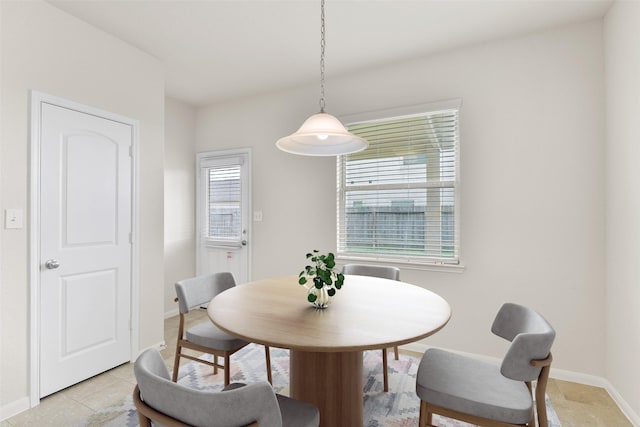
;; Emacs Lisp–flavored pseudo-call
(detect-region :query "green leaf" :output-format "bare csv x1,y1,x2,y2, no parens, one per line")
300,250,343,294
308,293,317,303
327,288,336,297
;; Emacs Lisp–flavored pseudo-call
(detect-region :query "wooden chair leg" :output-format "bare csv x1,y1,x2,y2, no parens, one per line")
173,313,185,382
214,354,218,375
394,345,399,360
419,400,431,427
527,381,536,427
426,403,433,427
224,353,231,385
137,412,152,427
382,348,389,392
535,364,551,427
172,346,181,382
265,346,273,385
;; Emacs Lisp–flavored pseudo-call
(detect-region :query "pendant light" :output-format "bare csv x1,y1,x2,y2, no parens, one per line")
276,0,368,156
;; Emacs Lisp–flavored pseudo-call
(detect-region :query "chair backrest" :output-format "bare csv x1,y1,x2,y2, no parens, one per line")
134,348,282,427
342,264,400,281
491,303,556,381
175,272,236,314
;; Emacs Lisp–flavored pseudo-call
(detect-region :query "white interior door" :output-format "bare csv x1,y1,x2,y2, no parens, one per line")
38,102,133,397
196,149,251,284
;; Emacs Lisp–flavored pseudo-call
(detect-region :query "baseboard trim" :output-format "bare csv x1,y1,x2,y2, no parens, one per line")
548,368,639,426
164,307,179,319
2,341,167,422
601,379,640,427
0,396,30,422
398,343,639,426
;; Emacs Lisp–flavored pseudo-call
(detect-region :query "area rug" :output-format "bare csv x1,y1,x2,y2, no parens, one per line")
82,344,561,426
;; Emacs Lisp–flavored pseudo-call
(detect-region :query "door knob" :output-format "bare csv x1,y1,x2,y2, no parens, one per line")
45,259,60,269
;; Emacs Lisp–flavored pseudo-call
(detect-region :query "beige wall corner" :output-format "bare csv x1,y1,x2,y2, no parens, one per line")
164,97,197,317
604,0,640,424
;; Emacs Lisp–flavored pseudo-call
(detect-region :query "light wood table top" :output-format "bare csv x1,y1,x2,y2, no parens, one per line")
208,274,451,427
208,275,451,352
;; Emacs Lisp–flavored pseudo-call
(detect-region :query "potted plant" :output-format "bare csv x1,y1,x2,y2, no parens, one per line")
298,250,345,308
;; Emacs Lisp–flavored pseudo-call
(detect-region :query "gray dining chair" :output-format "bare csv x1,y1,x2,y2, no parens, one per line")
173,272,272,386
135,348,319,427
415,302,556,427
342,263,401,392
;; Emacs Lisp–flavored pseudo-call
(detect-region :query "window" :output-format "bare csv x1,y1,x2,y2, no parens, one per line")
197,151,250,249
337,101,460,265
207,165,241,241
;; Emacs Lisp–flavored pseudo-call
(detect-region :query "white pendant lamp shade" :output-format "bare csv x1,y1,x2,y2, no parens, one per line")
276,112,368,156
276,0,368,156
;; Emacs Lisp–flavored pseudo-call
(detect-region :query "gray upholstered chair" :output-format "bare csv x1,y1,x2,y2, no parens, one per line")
173,272,272,386
415,303,556,427
342,263,401,392
135,348,319,427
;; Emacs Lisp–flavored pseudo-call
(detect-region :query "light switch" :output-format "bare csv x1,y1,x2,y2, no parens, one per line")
253,211,263,222
5,208,23,229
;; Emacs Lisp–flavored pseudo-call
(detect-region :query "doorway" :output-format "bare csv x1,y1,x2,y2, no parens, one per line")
196,149,251,284
29,92,139,402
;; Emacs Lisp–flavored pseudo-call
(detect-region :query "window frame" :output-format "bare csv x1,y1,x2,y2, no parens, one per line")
196,150,251,250
337,99,463,270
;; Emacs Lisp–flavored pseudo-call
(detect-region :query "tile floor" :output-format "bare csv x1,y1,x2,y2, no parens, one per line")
2,310,633,426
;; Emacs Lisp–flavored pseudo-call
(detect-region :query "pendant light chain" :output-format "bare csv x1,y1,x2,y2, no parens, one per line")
274,0,368,156
319,0,326,113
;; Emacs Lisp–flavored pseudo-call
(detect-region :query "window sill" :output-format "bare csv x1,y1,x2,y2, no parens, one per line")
336,254,465,274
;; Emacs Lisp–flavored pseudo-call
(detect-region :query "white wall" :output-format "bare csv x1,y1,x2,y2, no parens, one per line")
164,98,197,316
197,21,606,378
196,94,338,278
604,1,640,423
0,0,165,417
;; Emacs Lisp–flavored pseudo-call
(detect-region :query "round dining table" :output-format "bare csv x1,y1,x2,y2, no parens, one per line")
208,274,451,427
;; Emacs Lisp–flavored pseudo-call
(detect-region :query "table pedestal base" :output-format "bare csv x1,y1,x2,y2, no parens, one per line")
290,350,363,427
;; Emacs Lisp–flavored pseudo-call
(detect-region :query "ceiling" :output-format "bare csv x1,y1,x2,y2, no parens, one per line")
48,0,613,107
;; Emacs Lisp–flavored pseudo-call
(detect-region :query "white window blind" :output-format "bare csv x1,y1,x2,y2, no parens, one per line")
206,165,241,241
337,107,459,264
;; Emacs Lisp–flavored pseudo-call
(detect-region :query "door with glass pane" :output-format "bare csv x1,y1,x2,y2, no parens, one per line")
196,149,251,284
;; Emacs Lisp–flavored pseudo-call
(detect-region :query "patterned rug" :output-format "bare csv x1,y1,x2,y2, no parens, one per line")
82,344,561,426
